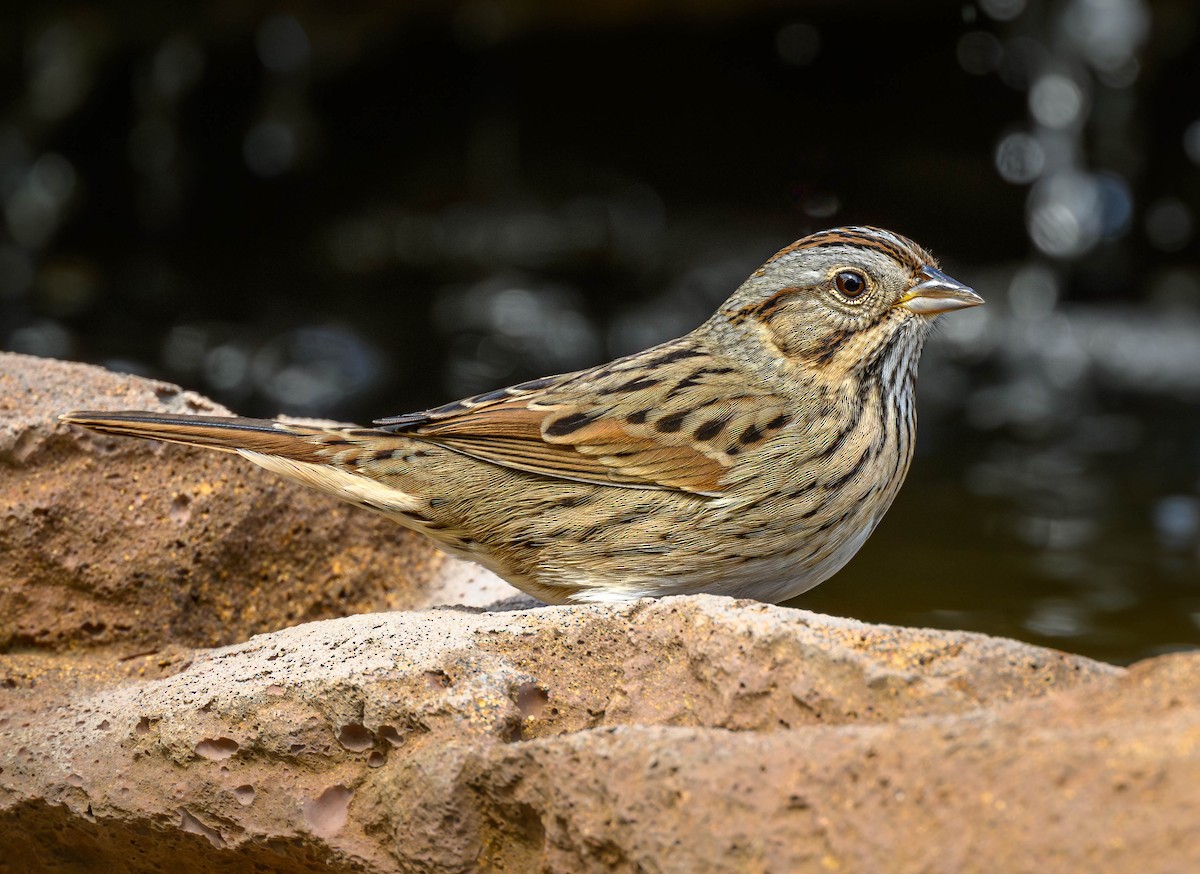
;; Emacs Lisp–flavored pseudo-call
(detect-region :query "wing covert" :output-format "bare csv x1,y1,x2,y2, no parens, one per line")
373,340,793,494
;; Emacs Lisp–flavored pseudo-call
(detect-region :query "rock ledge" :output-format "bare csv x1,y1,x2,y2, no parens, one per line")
3,352,1199,873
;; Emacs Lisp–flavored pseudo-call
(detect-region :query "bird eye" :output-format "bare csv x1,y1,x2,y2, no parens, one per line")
834,270,868,300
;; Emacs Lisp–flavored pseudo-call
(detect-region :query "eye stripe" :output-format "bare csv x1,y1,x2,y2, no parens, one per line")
729,286,803,325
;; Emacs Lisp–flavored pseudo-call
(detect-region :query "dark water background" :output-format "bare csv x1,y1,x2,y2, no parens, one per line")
2,1,1198,664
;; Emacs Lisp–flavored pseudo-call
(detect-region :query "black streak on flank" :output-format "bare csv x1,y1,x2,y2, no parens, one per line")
784,480,818,500
765,413,791,431
615,508,648,523
577,523,606,542
823,451,868,492
626,410,649,425
655,411,688,433
545,412,595,437
812,403,862,462
814,506,855,535
553,494,589,508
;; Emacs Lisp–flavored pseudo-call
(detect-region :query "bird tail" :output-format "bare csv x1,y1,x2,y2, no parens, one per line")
60,410,427,517
58,411,352,464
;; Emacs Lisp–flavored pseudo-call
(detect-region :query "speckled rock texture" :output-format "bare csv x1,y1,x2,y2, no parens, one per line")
2,352,1198,873
6,599,1169,874
0,352,517,653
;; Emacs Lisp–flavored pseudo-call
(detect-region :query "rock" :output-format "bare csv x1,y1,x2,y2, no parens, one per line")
0,352,518,652
467,650,1200,873
3,352,1198,872
1,597,1144,873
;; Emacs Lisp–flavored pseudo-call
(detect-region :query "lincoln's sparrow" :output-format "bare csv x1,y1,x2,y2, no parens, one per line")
62,226,981,604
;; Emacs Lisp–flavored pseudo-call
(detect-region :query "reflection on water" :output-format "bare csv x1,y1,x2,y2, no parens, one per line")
1,1,1197,663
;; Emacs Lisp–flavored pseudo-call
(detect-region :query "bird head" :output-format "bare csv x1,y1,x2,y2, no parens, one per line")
714,226,982,372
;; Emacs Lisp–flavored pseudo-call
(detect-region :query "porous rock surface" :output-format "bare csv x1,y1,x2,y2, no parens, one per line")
2,352,1199,873
0,352,517,653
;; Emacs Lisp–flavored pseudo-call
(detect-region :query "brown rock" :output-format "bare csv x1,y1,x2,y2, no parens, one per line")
468,651,1200,873
1,597,1147,873
0,352,517,653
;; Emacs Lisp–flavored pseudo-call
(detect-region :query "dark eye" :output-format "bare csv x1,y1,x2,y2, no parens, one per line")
834,270,868,299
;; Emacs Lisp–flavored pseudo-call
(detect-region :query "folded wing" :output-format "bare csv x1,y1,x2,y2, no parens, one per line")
376,340,794,496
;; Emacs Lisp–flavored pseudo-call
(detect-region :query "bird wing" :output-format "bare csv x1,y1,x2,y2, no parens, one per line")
375,340,794,496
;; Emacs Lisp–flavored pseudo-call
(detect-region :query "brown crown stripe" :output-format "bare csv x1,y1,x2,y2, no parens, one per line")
767,227,934,272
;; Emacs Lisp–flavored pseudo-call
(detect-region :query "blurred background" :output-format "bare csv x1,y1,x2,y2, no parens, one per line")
1,0,1197,664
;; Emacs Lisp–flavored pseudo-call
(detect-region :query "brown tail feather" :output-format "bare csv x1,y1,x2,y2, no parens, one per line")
59,411,342,463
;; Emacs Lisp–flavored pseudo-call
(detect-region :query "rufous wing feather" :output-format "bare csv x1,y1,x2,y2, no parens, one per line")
374,340,796,496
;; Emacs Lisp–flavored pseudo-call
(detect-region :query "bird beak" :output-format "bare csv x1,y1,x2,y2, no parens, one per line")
897,266,984,316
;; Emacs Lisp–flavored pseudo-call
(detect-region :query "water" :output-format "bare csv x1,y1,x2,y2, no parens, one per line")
1,2,1197,664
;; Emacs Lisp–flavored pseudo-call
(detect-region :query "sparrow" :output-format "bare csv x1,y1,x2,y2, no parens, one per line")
62,226,982,604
